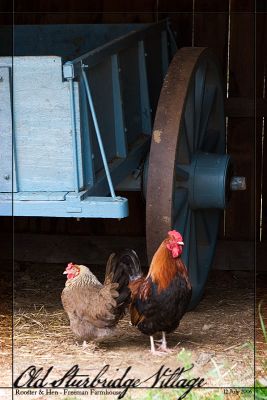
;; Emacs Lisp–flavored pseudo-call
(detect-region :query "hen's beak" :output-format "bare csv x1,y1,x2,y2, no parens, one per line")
177,241,184,245
63,271,68,275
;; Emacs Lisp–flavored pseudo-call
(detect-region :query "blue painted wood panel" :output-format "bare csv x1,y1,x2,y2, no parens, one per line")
119,45,143,147
85,57,117,173
0,21,172,218
0,195,129,218
0,56,83,192
0,67,14,192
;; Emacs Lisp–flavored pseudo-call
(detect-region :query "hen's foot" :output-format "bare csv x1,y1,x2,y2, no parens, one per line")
82,340,88,350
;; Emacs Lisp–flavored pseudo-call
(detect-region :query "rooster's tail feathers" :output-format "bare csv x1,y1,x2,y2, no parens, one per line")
104,249,142,315
105,249,142,283
117,248,142,281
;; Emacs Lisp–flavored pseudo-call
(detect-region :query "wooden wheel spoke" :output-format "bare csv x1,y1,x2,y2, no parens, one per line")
198,86,217,149
184,78,195,153
202,129,221,152
197,211,211,245
179,120,191,163
189,212,199,282
173,188,188,222
176,164,189,181
181,207,192,268
194,62,207,150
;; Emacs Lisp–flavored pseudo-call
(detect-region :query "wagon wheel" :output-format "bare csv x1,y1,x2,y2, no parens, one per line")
146,47,231,309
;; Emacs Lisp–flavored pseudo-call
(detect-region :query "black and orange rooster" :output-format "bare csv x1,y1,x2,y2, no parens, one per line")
128,230,192,355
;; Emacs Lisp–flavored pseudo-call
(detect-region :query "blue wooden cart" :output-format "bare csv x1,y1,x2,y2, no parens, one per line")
0,21,245,307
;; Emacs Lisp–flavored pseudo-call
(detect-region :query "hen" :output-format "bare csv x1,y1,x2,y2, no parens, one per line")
129,230,192,355
61,249,141,343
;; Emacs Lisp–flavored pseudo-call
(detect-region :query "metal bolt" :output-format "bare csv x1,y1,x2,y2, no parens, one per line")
230,177,246,191
4,174,10,180
124,127,128,132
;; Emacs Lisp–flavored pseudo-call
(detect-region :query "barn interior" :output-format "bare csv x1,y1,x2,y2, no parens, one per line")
0,1,266,399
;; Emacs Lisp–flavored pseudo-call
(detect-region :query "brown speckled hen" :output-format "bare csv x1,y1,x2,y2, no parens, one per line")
61,249,141,343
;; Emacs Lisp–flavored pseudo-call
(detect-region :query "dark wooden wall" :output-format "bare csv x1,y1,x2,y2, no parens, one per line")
1,1,266,246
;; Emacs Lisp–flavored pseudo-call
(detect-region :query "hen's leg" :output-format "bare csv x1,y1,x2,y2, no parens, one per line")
82,340,88,350
156,332,173,353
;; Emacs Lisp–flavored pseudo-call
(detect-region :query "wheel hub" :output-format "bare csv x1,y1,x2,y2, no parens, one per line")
182,152,232,210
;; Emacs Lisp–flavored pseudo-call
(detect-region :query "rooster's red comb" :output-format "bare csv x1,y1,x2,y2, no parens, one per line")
168,230,183,242
67,262,74,270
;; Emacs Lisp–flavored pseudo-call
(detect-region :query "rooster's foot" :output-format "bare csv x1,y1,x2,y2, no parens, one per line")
150,335,169,356
150,349,168,356
156,344,174,353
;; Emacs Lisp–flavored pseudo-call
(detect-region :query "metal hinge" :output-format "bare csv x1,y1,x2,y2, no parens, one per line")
63,62,75,79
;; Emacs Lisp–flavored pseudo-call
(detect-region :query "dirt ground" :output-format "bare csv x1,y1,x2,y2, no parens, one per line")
1,261,264,399
256,274,267,384
0,262,12,388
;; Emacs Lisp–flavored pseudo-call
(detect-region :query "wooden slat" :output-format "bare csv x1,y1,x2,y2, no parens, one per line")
0,12,12,25
257,12,267,241
225,98,267,117
257,1,267,12
161,13,193,48
102,13,154,24
230,0,255,12
102,0,156,13
256,13,267,241
194,9,229,94
262,118,267,241
5,232,266,270
0,1,12,12
14,13,103,24
195,0,229,12
226,9,255,240
193,1,229,240
14,0,103,12
101,0,156,23
158,0,193,12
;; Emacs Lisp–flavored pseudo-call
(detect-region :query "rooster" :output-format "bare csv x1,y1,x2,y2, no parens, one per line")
128,230,192,355
61,249,141,344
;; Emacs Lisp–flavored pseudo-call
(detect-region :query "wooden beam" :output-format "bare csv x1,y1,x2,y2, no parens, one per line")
2,233,265,271
225,98,267,118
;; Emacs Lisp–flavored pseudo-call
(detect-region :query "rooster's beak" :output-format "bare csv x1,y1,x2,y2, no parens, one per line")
63,271,68,274
177,241,184,245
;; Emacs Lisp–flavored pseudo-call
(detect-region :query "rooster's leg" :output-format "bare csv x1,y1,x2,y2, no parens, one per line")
150,335,167,356
150,336,156,352
162,331,167,348
156,332,173,353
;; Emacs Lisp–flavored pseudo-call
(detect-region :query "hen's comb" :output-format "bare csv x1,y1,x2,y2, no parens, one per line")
67,262,74,270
